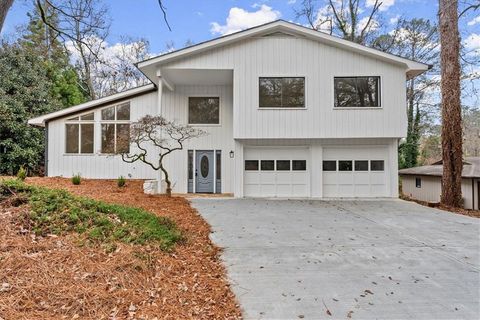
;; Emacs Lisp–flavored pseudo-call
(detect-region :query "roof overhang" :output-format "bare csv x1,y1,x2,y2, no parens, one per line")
28,84,156,127
137,20,430,83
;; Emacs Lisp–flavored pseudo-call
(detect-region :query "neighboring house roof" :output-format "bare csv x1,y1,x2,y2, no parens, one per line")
137,19,430,82
399,157,480,178
28,84,156,127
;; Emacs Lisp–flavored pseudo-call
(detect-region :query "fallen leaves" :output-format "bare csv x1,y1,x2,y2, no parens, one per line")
0,177,241,319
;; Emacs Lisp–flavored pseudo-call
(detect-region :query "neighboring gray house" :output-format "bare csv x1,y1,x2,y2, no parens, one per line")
399,157,480,210
29,20,430,198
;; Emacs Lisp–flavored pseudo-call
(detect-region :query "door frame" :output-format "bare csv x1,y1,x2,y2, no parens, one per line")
193,149,219,194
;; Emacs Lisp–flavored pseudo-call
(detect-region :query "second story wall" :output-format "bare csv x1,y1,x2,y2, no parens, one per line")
162,35,408,139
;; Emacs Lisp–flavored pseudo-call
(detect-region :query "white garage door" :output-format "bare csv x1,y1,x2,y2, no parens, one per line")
323,146,389,197
244,148,309,197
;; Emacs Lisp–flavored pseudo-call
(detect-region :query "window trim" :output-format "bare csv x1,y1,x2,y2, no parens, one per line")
64,111,95,155
333,75,382,109
415,177,422,188
187,95,221,126
99,103,131,155
258,75,307,109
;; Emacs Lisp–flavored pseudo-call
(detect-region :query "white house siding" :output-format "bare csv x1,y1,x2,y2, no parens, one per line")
161,85,235,193
47,91,159,179
401,176,477,210
162,36,408,140
234,138,398,198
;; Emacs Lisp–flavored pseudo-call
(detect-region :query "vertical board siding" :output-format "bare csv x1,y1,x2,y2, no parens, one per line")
162,85,235,193
164,36,407,140
48,92,159,179
402,176,475,209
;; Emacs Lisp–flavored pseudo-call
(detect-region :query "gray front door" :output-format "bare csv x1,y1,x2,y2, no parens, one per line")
196,150,214,193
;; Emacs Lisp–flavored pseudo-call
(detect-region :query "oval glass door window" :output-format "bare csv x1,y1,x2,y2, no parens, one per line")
201,155,209,178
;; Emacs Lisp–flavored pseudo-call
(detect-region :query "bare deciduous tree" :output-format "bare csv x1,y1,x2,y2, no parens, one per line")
439,0,463,207
0,0,14,33
120,115,205,196
295,0,382,44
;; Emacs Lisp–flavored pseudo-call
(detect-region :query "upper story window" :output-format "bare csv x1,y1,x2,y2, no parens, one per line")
101,102,130,154
65,112,94,154
259,77,305,108
188,97,220,124
334,76,380,108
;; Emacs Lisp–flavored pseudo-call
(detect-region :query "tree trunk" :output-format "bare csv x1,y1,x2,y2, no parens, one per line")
0,0,14,33
159,163,171,197
439,0,463,207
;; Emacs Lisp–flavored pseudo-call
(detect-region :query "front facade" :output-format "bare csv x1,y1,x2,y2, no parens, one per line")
29,21,429,198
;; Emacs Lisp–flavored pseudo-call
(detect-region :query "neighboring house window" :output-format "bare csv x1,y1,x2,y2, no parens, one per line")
65,112,94,154
416,177,422,188
101,103,130,154
334,76,380,108
188,97,220,124
259,77,305,108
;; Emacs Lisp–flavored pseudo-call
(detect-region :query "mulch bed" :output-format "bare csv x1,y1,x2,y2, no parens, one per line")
0,177,241,319
400,194,480,218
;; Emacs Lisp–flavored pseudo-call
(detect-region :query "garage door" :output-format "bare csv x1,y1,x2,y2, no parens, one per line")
244,148,309,197
323,146,389,197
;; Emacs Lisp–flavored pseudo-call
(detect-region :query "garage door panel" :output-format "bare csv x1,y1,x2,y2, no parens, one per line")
244,147,309,197
323,146,389,198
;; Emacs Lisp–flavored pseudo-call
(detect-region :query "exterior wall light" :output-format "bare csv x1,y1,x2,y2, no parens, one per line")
229,150,234,158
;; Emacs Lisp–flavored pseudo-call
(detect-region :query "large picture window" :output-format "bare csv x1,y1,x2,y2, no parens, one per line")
65,112,94,154
188,97,220,124
259,77,305,108
101,103,130,154
334,76,380,108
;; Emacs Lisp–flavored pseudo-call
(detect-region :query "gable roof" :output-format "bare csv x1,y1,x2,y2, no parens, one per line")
28,84,156,127
137,20,430,82
399,157,480,178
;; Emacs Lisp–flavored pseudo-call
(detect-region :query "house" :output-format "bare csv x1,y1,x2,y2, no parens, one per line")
28,20,430,198
399,158,480,210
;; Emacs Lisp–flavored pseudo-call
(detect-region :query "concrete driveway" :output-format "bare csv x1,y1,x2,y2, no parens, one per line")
191,199,480,320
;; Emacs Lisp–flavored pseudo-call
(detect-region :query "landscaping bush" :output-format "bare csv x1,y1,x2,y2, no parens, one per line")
16,167,27,181
71,174,81,185
117,176,126,188
0,179,182,250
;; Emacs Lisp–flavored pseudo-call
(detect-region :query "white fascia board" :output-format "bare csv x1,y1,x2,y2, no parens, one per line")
28,84,156,127
137,20,430,74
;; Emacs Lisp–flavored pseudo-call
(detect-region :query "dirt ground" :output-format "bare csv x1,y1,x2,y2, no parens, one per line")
0,177,241,320
400,193,480,218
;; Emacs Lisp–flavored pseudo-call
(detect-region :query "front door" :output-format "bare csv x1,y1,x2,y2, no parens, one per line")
196,150,214,193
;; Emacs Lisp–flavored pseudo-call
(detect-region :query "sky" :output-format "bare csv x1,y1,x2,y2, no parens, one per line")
2,0,479,56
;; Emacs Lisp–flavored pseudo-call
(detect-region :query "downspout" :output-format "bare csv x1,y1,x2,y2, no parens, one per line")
472,178,475,210
44,121,49,177
156,70,163,192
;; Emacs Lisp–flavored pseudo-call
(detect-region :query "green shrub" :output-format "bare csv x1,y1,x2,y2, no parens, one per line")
0,179,182,250
117,176,126,188
17,167,27,181
72,174,81,185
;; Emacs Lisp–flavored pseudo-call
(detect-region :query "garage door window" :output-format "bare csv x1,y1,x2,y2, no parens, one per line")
261,160,275,171
339,160,353,171
276,160,290,171
292,160,307,171
354,160,369,171
323,161,336,171
245,160,259,170
370,160,384,171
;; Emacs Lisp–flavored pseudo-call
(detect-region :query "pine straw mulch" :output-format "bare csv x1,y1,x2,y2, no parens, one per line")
0,177,241,320
400,194,480,218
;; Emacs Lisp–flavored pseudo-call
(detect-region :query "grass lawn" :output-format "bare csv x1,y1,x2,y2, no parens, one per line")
0,177,240,320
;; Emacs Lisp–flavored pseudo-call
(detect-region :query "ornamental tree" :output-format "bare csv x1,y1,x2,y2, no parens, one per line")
120,115,205,196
